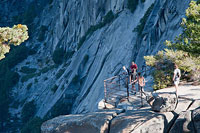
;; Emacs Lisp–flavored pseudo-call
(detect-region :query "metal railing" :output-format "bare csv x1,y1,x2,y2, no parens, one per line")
103,65,151,107
104,73,129,104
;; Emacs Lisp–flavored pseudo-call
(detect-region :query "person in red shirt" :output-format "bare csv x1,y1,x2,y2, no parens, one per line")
129,61,138,95
130,61,137,72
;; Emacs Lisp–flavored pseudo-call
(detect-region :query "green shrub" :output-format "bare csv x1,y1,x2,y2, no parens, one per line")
20,66,37,74
56,69,65,79
21,73,37,83
7,72,20,89
166,1,200,56
152,70,173,90
49,0,53,5
134,3,154,35
34,78,38,83
21,117,43,133
2,45,33,69
40,67,49,73
64,50,75,60
21,100,36,123
27,83,32,90
127,0,138,13
72,75,79,84
145,49,200,90
51,85,58,93
44,77,48,81
44,101,72,120
40,65,57,74
103,10,115,24
52,47,65,64
26,61,30,65
61,85,65,90
83,54,89,65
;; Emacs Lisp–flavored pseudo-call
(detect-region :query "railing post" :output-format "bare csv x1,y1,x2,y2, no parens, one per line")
118,75,120,90
140,86,143,107
126,75,129,98
104,80,107,103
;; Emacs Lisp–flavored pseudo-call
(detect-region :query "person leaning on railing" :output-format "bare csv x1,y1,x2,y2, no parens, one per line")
138,72,145,93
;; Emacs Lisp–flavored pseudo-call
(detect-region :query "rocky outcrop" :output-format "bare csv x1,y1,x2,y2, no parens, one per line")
41,103,200,133
147,92,178,112
42,84,200,133
109,109,172,133
41,109,124,133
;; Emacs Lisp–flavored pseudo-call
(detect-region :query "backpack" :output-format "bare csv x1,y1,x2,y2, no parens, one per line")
175,69,180,80
176,72,180,78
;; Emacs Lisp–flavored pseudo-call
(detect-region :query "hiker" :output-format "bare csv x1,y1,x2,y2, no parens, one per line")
130,61,137,72
123,66,130,75
173,64,181,96
130,68,137,95
138,72,145,93
138,72,145,107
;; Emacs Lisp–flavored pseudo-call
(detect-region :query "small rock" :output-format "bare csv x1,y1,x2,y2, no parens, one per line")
98,99,115,109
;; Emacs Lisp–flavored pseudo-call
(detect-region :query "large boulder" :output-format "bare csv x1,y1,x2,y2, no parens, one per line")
147,92,178,112
41,109,124,133
110,109,175,133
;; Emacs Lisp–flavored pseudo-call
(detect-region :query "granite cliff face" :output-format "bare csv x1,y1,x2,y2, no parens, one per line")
0,0,191,131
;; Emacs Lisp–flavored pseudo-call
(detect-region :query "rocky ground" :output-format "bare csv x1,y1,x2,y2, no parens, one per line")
41,82,200,133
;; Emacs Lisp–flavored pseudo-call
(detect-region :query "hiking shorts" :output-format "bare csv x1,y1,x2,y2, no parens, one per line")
174,80,180,86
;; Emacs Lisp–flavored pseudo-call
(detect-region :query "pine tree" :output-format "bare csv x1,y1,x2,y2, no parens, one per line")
0,24,29,60
166,1,200,56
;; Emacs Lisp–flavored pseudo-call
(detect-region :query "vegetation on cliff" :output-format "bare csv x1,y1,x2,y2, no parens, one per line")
0,24,29,60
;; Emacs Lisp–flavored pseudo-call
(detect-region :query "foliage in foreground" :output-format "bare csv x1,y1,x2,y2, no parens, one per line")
144,1,200,90
0,24,29,60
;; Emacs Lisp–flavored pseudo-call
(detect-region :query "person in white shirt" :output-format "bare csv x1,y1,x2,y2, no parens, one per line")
173,64,181,95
